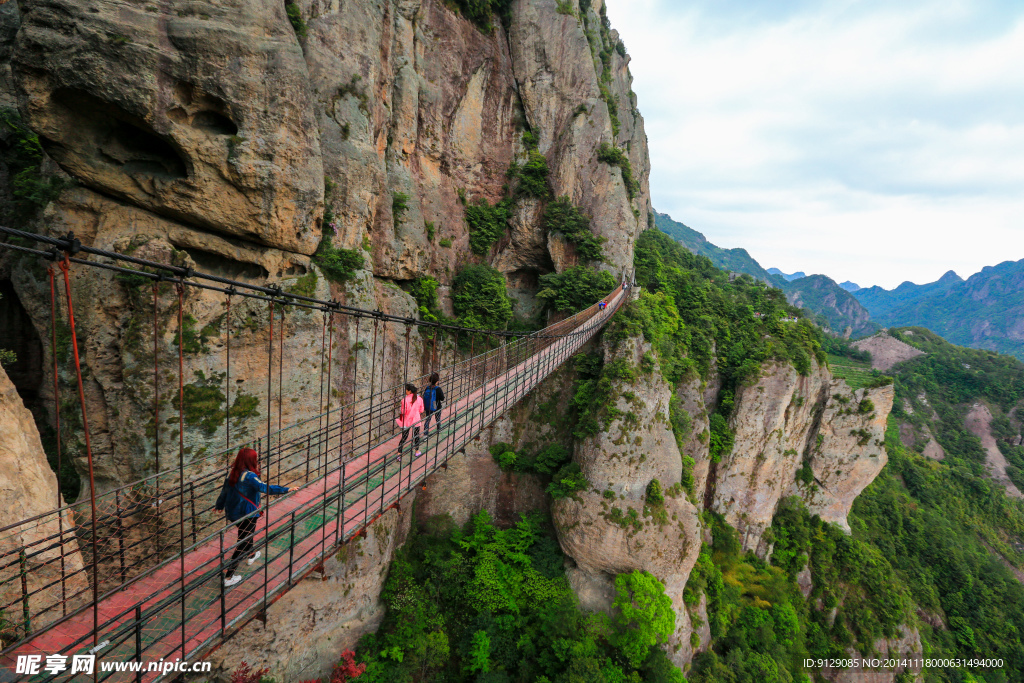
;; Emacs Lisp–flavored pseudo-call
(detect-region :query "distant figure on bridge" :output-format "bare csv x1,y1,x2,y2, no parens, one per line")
598,300,607,310
217,447,293,587
397,383,424,458
422,372,444,435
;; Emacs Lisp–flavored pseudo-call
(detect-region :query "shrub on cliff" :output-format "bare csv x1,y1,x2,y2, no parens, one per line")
452,264,513,330
537,266,616,314
313,236,365,282
463,198,511,255
542,197,605,261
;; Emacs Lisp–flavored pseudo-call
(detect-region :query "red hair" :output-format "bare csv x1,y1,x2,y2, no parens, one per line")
228,447,260,485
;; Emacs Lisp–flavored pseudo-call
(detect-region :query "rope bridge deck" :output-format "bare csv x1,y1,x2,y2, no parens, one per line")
0,228,627,681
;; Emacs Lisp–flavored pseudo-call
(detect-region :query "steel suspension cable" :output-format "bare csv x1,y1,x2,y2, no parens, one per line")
175,282,188,661
56,255,100,656
47,268,67,616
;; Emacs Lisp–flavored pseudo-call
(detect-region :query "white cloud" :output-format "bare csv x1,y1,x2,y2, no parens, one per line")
605,0,1024,288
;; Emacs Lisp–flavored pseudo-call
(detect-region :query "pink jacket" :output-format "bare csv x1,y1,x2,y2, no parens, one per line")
396,394,424,428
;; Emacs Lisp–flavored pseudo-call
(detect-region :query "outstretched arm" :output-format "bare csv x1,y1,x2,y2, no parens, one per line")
246,472,290,495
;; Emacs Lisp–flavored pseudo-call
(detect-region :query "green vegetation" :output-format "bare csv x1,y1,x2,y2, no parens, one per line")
629,227,823,388
171,370,226,436
537,266,616,314
708,413,733,463
451,265,513,330
0,109,70,223
172,314,220,355
285,2,307,39
425,221,435,242
855,263,1024,361
509,150,550,199
443,0,513,31
595,143,638,200
313,236,365,283
407,277,442,323
287,271,318,298
355,511,684,682
464,198,511,255
393,192,410,226
543,197,605,262
439,237,453,248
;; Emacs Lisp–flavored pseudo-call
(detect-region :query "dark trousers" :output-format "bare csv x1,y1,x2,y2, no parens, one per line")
398,426,420,452
224,515,258,577
424,410,442,432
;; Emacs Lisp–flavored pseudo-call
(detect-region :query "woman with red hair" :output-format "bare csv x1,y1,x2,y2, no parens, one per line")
218,447,293,587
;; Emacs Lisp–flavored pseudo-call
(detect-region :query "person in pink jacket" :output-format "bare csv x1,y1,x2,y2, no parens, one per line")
396,383,424,457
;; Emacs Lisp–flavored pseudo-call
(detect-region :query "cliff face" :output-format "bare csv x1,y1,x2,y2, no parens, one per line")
685,359,893,552
0,0,900,679
0,0,650,677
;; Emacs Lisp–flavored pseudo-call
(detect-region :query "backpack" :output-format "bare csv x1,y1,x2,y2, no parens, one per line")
422,386,438,413
215,474,259,518
215,477,234,512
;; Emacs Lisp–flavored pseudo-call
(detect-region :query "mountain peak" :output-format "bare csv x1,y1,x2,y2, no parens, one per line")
938,270,962,284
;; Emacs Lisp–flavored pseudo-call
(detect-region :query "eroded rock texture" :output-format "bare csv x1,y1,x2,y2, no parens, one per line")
12,0,324,253
0,363,86,629
552,335,702,666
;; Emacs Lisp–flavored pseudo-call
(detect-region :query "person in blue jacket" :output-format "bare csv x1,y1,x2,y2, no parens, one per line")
217,447,293,587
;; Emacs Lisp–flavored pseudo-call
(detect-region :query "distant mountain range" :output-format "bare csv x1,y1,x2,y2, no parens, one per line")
853,263,1024,360
766,268,806,282
653,211,1024,359
653,212,878,337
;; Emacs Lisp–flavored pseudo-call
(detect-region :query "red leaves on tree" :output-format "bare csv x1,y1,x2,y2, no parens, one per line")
330,650,366,683
230,662,270,683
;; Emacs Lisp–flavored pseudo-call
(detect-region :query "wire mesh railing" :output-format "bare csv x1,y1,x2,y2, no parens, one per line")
0,226,630,679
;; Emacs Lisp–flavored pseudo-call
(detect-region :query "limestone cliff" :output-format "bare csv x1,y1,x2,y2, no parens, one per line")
687,359,893,552
0,0,650,677
0,0,901,678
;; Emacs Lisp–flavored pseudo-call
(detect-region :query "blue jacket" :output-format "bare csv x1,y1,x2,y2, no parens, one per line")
221,471,288,522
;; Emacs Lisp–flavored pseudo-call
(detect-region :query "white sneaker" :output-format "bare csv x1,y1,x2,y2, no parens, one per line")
247,551,261,566
224,574,242,587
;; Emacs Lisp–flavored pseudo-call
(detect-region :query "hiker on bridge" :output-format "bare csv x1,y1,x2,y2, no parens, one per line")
218,447,295,587
397,383,424,458
422,372,444,435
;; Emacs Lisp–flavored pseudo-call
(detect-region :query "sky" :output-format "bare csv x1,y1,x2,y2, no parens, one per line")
603,0,1024,290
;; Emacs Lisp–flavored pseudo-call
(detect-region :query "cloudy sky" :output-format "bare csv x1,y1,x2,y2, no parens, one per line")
603,0,1024,289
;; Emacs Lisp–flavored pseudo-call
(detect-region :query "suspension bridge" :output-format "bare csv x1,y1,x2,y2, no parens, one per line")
0,227,628,681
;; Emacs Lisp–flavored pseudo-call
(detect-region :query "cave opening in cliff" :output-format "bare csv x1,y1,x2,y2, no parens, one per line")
190,110,238,136
178,246,271,281
47,87,189,180
0,278,44,417
0,278,82,501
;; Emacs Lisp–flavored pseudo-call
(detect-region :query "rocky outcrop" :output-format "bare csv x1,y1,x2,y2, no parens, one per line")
790,380,893,531
0,363,86,629
681,359,893,551
965,402,1023,499
12,0,323,253
852,332,925,371
552,335,702,665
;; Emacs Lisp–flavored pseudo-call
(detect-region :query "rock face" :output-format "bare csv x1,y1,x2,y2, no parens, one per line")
852,332,925,371
965,402,1023,499
681,359,893,551
552,335,702,666
0,0,650,678
12,0,323,253
0,363,86,629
